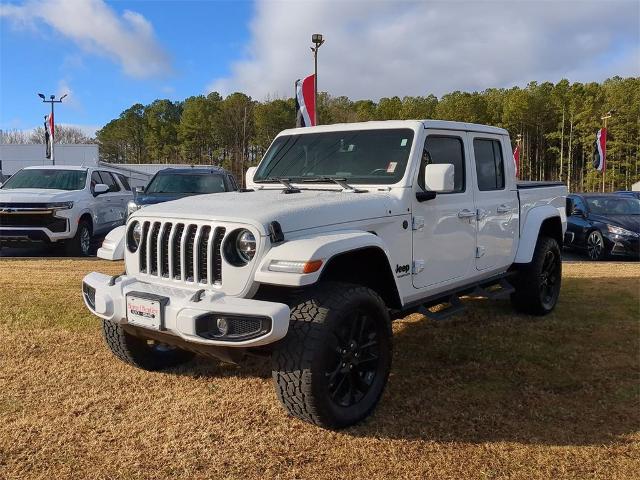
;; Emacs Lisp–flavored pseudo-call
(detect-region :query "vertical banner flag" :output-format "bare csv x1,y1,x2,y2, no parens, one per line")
513,145,520,178
295,74,316,127
592,128,607,172
44,115,51,159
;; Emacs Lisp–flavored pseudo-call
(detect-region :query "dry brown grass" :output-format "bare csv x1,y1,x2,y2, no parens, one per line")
0,258,638,479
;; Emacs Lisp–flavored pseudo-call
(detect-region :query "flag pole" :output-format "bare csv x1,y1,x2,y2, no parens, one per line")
37,93,67,166
600,111,613,193
311,34,324,126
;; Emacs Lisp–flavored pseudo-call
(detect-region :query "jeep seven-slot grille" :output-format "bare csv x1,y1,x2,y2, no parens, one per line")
138,221,226,286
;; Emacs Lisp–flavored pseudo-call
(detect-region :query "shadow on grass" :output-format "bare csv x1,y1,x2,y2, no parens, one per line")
170,276,639,446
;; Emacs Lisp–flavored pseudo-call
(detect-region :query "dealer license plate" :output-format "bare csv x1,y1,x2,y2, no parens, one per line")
126,293,166,330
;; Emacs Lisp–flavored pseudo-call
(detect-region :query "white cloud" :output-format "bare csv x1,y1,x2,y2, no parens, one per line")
0,0,171,78
208,0,640,100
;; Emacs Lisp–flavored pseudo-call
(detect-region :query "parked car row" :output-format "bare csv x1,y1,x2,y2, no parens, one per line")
0,165,237,256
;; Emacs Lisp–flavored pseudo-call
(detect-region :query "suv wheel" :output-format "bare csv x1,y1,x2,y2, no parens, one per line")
66,220,92,256
586,230,606,261
102,320,194,371
271,282,392,429
511,235,562,315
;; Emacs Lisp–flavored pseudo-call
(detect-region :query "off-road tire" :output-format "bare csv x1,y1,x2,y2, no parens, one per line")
511,235,562,315
271,282,392,429
66,220,92,256
102,320,194,371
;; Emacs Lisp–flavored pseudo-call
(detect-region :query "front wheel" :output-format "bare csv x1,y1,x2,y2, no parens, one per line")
271,282,392,429
586,230,607,261
66,220,92,256
102,320,194,371
511,235,562,315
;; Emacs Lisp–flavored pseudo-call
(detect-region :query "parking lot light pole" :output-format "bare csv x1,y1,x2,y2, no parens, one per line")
311,33,324,125
38,93,67,165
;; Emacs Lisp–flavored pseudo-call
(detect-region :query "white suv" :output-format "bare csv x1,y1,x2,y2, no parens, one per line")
0,165,133,255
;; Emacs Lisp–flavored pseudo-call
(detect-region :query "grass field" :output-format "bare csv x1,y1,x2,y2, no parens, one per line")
0,258,638,479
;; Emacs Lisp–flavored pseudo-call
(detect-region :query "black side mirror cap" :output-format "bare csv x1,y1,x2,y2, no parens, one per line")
416,191,437,202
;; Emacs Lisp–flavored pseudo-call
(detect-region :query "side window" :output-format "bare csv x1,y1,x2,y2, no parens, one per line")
98,171,120,192
116,174,131,191
474,138,505,191
572,196,586,213
420,136,465,193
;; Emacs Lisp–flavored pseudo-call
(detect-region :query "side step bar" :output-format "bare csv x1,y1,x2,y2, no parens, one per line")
416,277,515,321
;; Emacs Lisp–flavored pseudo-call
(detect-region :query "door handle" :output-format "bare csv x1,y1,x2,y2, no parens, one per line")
457,209,476,219
497,204,511,214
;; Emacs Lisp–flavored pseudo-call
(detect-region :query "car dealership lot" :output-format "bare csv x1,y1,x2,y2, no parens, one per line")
0,258,638,479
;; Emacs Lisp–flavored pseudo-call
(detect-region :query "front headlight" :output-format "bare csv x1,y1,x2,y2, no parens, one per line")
607,224,638,237
237,230,256,262
127,221,143,252
223,228,257,266
47,201,74,210
127,201,142,217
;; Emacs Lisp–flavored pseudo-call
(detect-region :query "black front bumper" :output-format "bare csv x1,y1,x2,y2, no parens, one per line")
0,229,53,245
605,234,640,259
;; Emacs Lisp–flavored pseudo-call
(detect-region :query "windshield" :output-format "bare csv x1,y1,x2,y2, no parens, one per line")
1,169,87,191
145,173,227,194
254,129,415,185
586,197,640,215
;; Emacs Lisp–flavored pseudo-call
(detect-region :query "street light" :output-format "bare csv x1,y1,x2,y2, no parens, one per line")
37,93,67,165
311,33,325,125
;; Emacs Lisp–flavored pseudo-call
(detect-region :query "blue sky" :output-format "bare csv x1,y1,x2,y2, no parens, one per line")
1,0,638,136
1,0,253,133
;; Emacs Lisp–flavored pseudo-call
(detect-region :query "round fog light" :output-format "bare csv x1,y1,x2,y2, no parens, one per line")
216,317,229,336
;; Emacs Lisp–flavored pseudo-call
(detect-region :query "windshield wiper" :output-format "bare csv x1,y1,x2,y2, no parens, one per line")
254,177,301,193
301,176,365,193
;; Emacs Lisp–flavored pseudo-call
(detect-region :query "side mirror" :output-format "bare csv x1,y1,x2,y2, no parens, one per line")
245,166,257,189
94,183,109,196
425,163,455,192
135,186,144,193
572,208,585,217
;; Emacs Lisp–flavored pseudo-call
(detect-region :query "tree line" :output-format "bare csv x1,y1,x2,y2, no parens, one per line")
1,125,95,145
4,76,638,192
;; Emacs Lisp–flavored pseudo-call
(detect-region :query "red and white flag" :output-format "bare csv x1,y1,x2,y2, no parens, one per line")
295,74,315,127
592,128,606,172
48,111,55,143
513,145,520,178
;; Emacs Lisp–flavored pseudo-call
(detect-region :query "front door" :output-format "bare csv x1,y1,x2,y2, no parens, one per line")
412,131,477,289
468,134,518,271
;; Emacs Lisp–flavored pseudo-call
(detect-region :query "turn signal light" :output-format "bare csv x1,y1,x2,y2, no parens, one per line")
268,259,323,274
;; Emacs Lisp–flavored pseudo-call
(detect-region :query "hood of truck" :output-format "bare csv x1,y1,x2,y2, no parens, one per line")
0,188,78,202
134,188,396,234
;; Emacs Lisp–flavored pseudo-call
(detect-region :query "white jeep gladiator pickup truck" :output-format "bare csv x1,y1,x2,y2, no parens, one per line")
0,165,133,255
82,120,567,429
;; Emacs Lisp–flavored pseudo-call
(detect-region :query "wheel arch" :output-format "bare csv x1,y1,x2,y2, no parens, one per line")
515,206,564,264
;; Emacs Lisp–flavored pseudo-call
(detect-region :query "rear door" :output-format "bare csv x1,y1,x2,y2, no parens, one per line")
468,134,518,271
412,131,477,288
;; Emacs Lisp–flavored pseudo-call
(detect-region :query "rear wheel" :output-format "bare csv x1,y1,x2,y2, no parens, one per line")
271,282,392,429
102,320,194,371
511,235,562,315
586,230,607,261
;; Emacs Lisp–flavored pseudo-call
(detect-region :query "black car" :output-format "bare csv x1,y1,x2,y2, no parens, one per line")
128,166,237,217
565,193,640,260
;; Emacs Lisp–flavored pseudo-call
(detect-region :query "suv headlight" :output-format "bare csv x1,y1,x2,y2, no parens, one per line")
607,224,638,237
127,201,142,217
47,201,74,210
223,229,256,266
127,221,143,252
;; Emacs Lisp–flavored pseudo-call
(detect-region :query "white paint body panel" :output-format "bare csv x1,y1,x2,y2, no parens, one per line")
83,120,567,348
97,225,125,260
